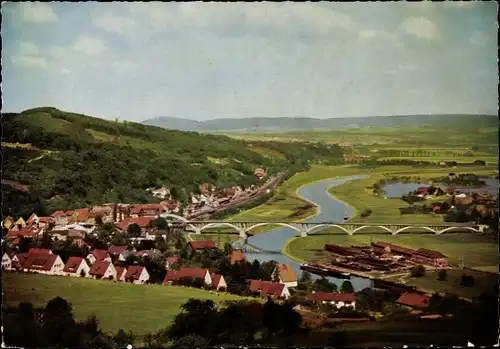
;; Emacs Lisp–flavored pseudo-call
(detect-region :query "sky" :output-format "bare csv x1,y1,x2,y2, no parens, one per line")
2,1,498,121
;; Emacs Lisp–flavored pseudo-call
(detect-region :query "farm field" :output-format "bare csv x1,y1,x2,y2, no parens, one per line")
377,156,498,164
283,233,499,270
384,267,498,299
327,166,496,224
227,164,496,231
3,273,253,337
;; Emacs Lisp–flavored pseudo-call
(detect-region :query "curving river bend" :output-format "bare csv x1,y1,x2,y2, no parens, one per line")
244,174,373,291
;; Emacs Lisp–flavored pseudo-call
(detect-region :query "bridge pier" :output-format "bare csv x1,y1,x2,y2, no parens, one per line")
238,229,247,238
300,231,307,238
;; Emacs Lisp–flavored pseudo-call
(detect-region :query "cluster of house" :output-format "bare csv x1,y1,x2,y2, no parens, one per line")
321,241,449,275
2,238,356,308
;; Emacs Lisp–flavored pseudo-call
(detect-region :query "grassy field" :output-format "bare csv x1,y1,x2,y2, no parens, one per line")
3,273,253,336
226,164,496,230
328,166,496,224
284,233,499,270
377,156,498,164
392,268,498,299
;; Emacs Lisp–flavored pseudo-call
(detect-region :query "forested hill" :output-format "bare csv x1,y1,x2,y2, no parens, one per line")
2,107,345,218
143,114,498,133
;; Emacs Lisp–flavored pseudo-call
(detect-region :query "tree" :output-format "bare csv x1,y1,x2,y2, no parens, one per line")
437,269,447,281
113,329,135,347
152,217,168,230
410,265,426,277
94,214,103,226
340,280,354,293
42,297,80,347
461,274,475,287
127,223,142,238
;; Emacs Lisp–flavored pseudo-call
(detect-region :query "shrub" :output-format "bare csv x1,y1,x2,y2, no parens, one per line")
460,274,475,287
437,269,447,281
410,265,426,277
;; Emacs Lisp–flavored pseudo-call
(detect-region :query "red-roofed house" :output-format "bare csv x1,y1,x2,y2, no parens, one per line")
210,273,227,290
125,265,150,284
108,245,130,261
164,267,212,286
416,187,429,196
63,257,90,277
116,217,153,233
228,250,246,265
272,264,298,288
72,239,89,248
11,253,29,269
2,253,12,270
37,216,54,229
87,249,112,265
130,204,166,218
165,256,180,269
305,292,356,309
248,280,290,299
188,240,216,251
89,260,117,280
28,248,53,256
69,208,93,224
23,254,64,275
410,248,448,268
26,213,39,226
50,211,73,225
396,291,430,310
114,265,127,282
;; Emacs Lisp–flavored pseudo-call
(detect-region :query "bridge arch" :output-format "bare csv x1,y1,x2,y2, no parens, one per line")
198,222,242,234
159,213,197,231
351,225,393,235
159,213,190,222
304,224,350,235
244,222,302,234
436,226,480,235
394,226,437,235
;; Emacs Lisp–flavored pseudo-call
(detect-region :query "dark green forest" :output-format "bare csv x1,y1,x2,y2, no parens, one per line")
2,107,344,218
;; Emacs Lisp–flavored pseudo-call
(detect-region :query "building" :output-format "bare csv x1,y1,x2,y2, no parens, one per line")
108,245,130,261
28,248,53,255
116,217,154,233
87,249,112,265
305,292,356,309
254,168,266,180
247,280,290,300
371,242,415,259
89,260,117,280
396,291,430,310
165,256,180,269
410,248,448,268
63,257,90,277
23,254,65,275
124,265,150,284
272,264,298,288
188,241,216,251
211,273,227,290
164,267,212,286
3,216,15,230
114,266,127,282
228,250,246,264
2,253,12,270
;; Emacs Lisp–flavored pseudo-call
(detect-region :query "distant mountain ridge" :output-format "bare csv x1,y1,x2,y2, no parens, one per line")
142,114,498,133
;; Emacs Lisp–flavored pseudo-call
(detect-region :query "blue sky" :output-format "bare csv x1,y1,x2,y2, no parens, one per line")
2,1,498,121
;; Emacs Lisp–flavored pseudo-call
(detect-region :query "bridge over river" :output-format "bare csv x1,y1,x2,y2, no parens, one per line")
160,213,488,238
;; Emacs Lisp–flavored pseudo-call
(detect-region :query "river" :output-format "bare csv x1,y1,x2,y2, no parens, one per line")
244,174,373,291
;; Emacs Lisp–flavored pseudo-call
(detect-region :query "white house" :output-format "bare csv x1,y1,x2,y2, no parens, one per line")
2,253,12,270
272,264,298,288
211,273,227,290
87,250,112,265
89,261,117,280
23,254,65,275
63,257,90,277
125,266,150,284
115,265,127,282
305,292,356,309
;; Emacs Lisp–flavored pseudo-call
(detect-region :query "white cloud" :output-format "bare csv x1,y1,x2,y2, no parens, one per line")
73,37,108,56
11,55,47,68
385,63,419,75
402,17,438,40
18,3,58,24
19,42,39,56
358,30,399,42
111,60,139,70
443,1,478,9
92,14,137,35
469,31,489,45
60,68,71,75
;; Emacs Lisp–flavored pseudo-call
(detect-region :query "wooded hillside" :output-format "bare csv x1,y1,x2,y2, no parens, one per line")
2,107,344,218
